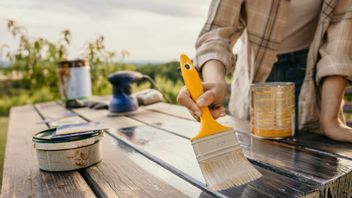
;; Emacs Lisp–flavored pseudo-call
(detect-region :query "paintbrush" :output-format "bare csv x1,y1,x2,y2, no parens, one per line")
179,54,262,191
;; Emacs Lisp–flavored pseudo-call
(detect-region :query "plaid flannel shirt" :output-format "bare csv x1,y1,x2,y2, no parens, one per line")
194,0,352,134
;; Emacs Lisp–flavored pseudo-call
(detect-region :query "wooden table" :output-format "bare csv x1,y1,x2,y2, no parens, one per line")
2,98,352,198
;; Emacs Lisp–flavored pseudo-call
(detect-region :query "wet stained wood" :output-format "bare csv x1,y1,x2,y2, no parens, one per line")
145,102,352,160
114,126,320,198
141,102,352,198
73,103,320,198
1,105,95,198
237,104,350,160
145,103,352,161
36,102,205,198
145,112,351,192
278,132,352,160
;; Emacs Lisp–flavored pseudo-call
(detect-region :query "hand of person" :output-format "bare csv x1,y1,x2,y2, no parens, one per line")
320,76,352,142
177,59,228,121
177,82,227,121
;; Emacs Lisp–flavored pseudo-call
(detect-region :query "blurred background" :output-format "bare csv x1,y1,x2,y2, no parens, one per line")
0,0,212,187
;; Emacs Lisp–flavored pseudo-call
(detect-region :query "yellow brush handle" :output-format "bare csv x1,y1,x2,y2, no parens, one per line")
179,54,230,141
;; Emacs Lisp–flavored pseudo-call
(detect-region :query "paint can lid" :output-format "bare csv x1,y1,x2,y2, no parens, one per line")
32,128,104,150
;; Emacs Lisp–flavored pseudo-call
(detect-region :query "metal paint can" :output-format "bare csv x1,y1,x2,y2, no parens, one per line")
57,60,92,102
32,128,103,171
250,82,295,139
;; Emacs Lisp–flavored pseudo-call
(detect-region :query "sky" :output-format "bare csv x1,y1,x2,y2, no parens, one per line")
0,0,211,63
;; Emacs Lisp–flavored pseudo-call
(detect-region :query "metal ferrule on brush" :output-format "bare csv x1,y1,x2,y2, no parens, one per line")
192,131,240,162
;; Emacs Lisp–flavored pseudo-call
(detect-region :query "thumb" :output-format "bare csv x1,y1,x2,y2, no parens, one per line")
196,91,215,107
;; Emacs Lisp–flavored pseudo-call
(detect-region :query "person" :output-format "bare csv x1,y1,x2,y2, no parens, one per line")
177,0,352,142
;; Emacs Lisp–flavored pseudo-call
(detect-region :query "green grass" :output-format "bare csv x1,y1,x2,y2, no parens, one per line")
0,117,8,188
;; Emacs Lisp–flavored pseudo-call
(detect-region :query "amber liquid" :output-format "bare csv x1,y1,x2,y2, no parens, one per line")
251,84,294,139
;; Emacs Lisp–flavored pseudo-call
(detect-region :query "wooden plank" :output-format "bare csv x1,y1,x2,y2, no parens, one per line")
114,125,320,198
144,102,195,121
147,102,352,160
278,132,352,161
74,105,320,198
80,135,208,198
141,103,352,198
37,102,207,198
1,105,95,198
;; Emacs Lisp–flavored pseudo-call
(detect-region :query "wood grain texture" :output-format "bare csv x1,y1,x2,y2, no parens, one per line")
1,105,95,198
37,102,205,198
147,102,352,161
145,103,352,160
74,103,320,198
79,136,196,198
278,132,352,160
146,102,352,158
114,126,320,198
143,103,352,198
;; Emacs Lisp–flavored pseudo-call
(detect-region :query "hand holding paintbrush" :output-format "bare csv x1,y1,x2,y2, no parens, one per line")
178,60,228,121
178,54,262,191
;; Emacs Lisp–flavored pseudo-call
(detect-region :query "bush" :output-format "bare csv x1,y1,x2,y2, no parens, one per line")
136,61,181,82
0,20,183,116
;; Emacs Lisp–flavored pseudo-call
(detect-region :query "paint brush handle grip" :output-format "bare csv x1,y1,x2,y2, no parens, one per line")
179,54,230,141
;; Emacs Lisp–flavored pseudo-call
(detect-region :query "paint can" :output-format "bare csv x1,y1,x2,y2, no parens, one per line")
250,82,295,139
57,60,92,107
32,128,103,171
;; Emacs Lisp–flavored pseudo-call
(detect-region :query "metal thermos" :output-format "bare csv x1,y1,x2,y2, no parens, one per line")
57,60,92,108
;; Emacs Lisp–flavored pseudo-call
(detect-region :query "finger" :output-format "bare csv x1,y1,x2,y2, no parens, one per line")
211,106,226,119
188,110,200,122
177,87,201,117
196,90,215,107
209,103,222,110
201,82,216,90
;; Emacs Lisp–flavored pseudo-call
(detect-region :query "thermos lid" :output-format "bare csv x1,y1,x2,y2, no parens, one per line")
57,59,89,68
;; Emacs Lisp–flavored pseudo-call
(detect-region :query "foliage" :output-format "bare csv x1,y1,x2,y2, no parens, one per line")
81,34,136,95
0,20,183,115
3,20,70,93
137,61,181,83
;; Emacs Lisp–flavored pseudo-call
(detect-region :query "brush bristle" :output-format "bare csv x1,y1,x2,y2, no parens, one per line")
199,149,262,191
192,131,262,191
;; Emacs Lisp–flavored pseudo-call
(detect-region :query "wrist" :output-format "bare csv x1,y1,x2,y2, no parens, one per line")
201,60,227,84
321,117,338,128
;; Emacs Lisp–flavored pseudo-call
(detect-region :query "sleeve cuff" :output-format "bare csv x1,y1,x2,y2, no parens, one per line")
316,57,352,84
193,51,235,75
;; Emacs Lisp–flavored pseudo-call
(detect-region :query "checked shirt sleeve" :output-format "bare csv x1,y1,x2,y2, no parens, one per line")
316,1,352,84
194,0,245,75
